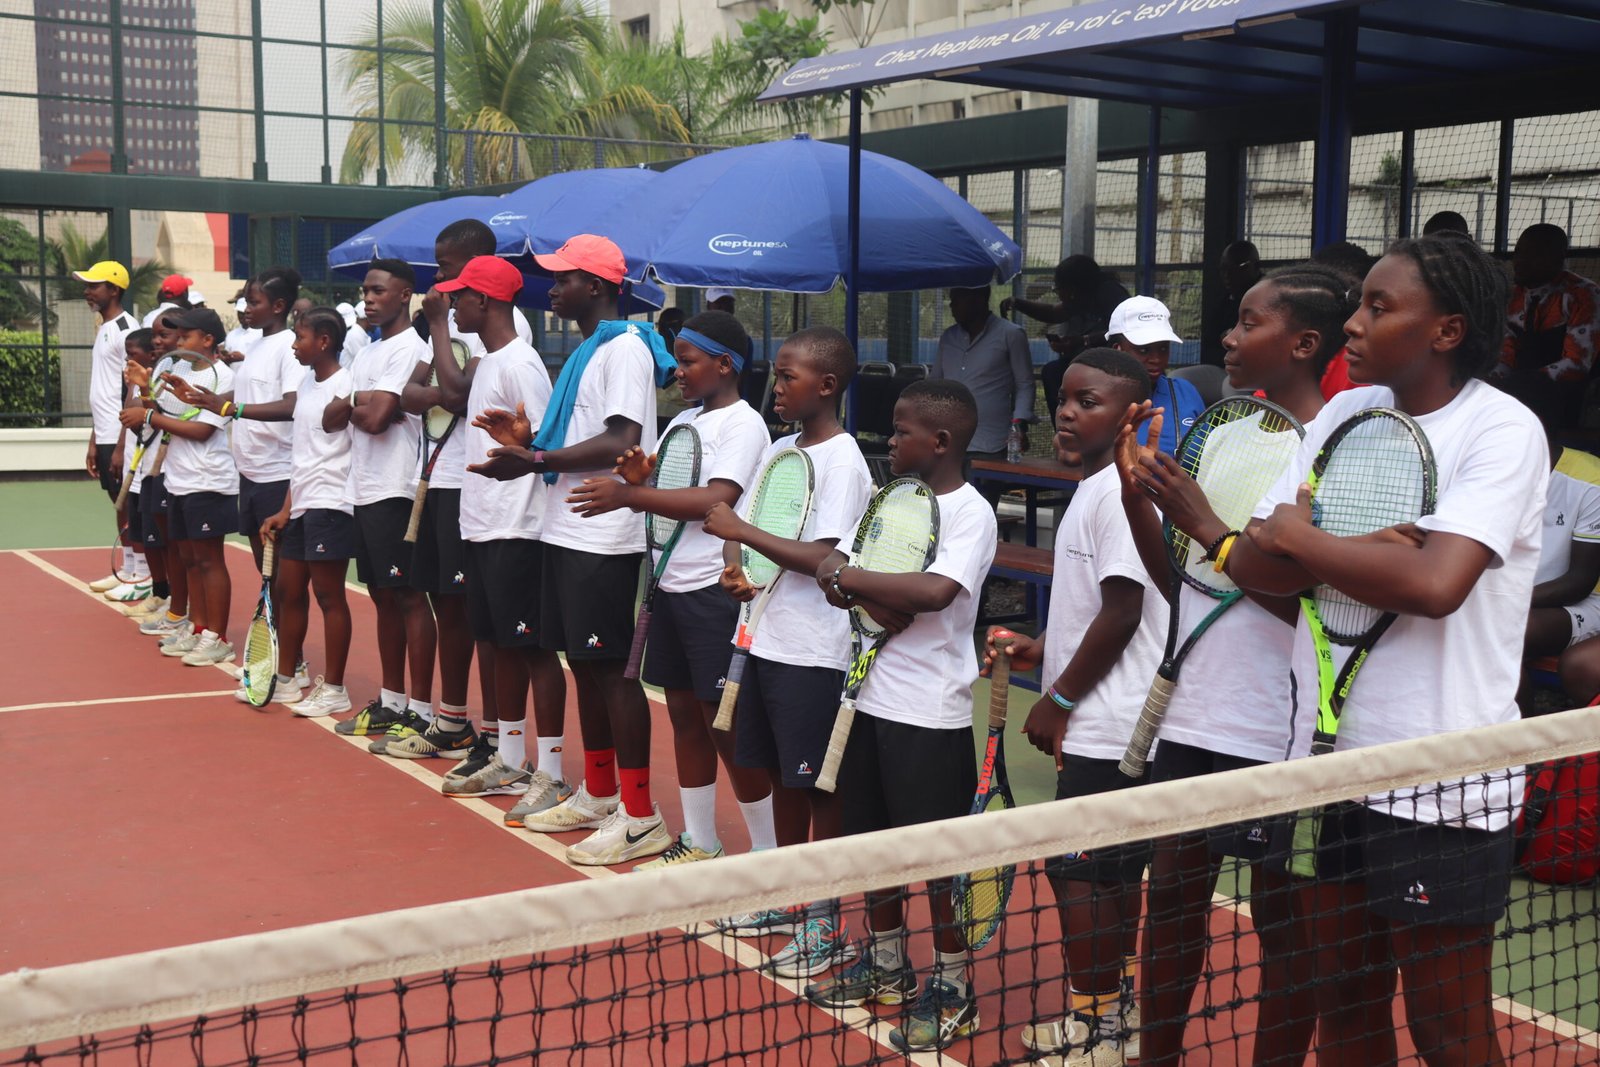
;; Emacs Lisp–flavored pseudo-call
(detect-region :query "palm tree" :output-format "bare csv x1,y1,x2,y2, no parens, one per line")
35,223,169,327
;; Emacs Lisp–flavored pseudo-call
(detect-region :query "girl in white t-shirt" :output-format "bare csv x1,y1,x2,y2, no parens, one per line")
1232,234,1544,1066
1117,265,1349,1067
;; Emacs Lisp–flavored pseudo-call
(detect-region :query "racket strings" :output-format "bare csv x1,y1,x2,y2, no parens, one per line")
854,494,936,575
646,434,700,547
243,618,276,702
743,457,811,587
156,356,218,418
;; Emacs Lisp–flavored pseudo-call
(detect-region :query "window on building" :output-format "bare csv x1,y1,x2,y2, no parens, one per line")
623,15,649,41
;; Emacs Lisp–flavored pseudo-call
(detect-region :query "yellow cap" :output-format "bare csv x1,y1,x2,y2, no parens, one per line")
72,260,130,290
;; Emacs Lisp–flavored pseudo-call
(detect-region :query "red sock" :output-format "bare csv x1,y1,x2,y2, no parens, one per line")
619,766,652,818
585,749,618,798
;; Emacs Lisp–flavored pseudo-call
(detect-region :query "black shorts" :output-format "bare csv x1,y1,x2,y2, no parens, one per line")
1045,755,1153,885
539,544,642,661
353,498,417,589
125,489,146,545
168,491,237,542
839,713,976,836
735,656,845,789
96,443,118,501
1150,740,1273,861
466,539,544,647
238,476,289,538
281,509,356,563
139,475,168,548
641,584,738,703
1269,801,1514,926
412,488,469,596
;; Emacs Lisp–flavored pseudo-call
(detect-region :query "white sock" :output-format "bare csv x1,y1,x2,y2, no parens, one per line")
738,794,777,851
408,698,434,723
121,546,136,573
380,688,404,710
935,949,969,995
437,702,470,732
536,736,564,780
680,783,720,852
325,682,347,694
870,926,906,970
499,721,527,768
131,551,149,580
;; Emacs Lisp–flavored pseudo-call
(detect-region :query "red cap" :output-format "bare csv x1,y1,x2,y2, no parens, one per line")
159,274,193,297
533,234,627,285
434,256,524,302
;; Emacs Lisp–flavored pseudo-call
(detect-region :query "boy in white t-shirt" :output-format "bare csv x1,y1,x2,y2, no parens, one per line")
984,348,1163,1065
802,380,998,1055
703,326,873,978
567,311,776,871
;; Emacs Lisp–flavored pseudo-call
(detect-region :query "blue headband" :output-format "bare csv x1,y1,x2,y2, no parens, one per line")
677,326,745,371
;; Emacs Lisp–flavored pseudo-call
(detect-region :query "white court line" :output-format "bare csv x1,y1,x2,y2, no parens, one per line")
0,690,236,715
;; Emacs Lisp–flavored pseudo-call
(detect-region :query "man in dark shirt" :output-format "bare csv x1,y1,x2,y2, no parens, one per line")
1204,240,1262,366
1001,255,1128,342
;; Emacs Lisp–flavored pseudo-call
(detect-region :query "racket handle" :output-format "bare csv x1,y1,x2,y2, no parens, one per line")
987,638,1012,731
114,468,135,511
815,700,856,794
261,538,276,580
403,482,429,544
148,440,170,480
1287,806,1321,878
623,609,651,681
713,651,747,732
1119,674,1175,778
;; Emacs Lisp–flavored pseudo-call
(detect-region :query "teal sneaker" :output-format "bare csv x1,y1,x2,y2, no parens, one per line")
889,976,978,1052
764,915,856,979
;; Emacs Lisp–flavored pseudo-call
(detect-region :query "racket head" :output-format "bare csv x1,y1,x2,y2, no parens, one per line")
739,448,815,588
954,779,1015,949
646,424,703,549
1169,397,1305,596
847,478,940,638
1307,407,1437,642
242,614,277,708
423,339,470,439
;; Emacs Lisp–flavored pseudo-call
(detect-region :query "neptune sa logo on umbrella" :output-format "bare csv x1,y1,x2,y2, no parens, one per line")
708,233,790,257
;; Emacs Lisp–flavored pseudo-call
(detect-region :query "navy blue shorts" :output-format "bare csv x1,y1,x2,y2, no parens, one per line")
734,656,844,788
238,476,289,538
412,488,469,596
1150,739,1273,860
838,713,974,836
641,584,739,703
138,475,168,549
281,509,356,563
466,539,544,647
169,491,237,542
1045,755,1152,886
353,498,416,589
539,545,642,661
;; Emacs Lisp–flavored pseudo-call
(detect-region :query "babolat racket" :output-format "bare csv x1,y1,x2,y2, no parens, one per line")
1119,397,1305,777
816,478,940,793
624,423,703,680
145,350,219,483
405,338,471,543
713,447,815,732
242,539,280,708
954,634,1017,949
114,371,176,511
1287,407,1436,877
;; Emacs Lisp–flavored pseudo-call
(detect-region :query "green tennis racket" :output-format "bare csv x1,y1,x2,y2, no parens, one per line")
242,539,280,709
625,423,704,680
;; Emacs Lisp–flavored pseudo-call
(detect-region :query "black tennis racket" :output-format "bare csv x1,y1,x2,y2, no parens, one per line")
954,634,1017,949
242,539,280,708
816,478,940,793
405,338,471,543
1119,397,1305,777
1287,407,1437,877
624,423,704,680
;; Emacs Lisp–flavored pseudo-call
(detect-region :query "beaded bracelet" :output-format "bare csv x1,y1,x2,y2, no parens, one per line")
829,563,853,603
1202,529,1237,561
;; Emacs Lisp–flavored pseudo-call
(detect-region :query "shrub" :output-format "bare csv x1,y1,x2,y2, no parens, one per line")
0,329,62,427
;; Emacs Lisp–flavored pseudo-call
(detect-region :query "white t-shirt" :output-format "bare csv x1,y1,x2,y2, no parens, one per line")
1254,382,1546,830
658,401,770,593
461,338,552,542
163,361,238,496
89,311,139,444
339,326,370,369
540,331,658,556
1536,449,1600,587
224,325,261,355
749,432,874,671
230,329,300,483
854,482,998,730
1041,464,1168,759
289,367,355,517
425,308,535,492
346,328,427,507
141,302,178,329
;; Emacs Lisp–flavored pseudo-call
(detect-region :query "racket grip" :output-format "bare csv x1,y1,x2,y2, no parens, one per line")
713,652,747,731
1119,674,1175,778
1287,806,1321,878
262,539,276,580
987,639,1012,730
623,609,650,681
114,469,135,511
148,441,169,480
403,482,428,544
815,702,855,794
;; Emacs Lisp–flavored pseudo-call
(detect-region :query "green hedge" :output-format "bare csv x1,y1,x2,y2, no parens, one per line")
0,329,62,427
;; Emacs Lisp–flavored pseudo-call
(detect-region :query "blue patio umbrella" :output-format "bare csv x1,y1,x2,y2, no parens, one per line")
595,135,1021,294
327,196,520,293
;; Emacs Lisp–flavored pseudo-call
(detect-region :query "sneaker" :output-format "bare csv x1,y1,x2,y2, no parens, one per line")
446,735,495,780
159,631,200,657
367,710,426,754
182,634,234,667
140,613,187,638
386,720,478,760
889,977,979,1052
88,573,122,593
294,661,312,690
440,752,532,796
1021,1013,1127,1067
104,581,152,603
522,782,619,834
710,905,808,938
504,770,574,827
764,916,857,980
287,679,353,718
234,679,303,706
805,954,919,1009
633,833,723,872
334,698,407,736
121,595,166,618
565,804,672,866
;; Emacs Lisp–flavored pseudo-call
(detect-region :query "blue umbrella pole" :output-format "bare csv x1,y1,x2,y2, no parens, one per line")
846,88,863,433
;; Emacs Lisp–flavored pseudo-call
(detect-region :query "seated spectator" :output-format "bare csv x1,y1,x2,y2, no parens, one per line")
1496,224,1600,430
1423,210,1470,236
1308,240,1378,400
1001,255,1129,340
1105,295,1203,454
1040,322,1086,419
1204,240,1262,366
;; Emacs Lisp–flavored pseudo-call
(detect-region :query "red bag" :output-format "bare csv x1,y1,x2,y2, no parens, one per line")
1515,752,1600,884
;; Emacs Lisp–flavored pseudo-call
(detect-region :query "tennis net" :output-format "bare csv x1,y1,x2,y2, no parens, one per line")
4,707,1598,1066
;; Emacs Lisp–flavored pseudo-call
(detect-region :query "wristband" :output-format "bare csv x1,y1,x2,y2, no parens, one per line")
1047,686,1076,711
220,401,234,418
532,449,546,470
1212,532,1239,573
234,404,245,421
143,409,154,427
1202,529,1238,561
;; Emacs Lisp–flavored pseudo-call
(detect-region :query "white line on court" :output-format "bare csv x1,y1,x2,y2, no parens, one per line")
0,690,236,716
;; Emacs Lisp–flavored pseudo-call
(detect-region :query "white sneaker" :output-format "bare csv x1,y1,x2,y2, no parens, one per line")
294,660,312,690
121,595,167,618
521,782,619,833
160,630,199,657
287,679,353,718
88,573,122,593
181,633,234,666
235,678,302,705
565,804,672,866
140,612,187,637
103,581,152,603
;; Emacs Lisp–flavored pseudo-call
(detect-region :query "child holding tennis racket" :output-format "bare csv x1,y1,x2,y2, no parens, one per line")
801,379,997,1055
136,313,194,645
702,327,873,978
113,329,169,620
1232,233,1545,1065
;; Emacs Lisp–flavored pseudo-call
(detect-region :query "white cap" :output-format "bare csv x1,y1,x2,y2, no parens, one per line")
234,297,248,313
188,288,206,306
706,287,735,304
1107,295,1183,347
335,301,359,326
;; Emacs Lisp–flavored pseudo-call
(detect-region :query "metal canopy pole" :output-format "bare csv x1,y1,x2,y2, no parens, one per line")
1312,9,1357,248
1139,106,1160,296
846,88,863,432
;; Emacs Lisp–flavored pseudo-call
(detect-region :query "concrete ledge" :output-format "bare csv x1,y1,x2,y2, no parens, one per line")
0,428,90,473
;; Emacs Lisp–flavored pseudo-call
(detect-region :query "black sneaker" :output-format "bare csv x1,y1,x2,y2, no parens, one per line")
446,734,495,780
334,698,408,737
365,710,427,754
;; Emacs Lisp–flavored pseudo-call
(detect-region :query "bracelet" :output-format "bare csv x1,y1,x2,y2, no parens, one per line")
532,449,546,469
1212,532,1239,573
234,404,245,421
1202,529,1238,561
829,563,853,603
143,409,154,427
220,401,234,418
1047,686,1076,711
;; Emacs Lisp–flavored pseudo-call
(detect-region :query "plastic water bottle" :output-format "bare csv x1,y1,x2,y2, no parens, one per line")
1006,420,1023,463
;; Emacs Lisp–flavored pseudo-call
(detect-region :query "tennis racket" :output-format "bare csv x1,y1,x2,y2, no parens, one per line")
1119,397,1305,777
1287,407,1437,877
712,448,815,732
113,371,177,511
954,634,1017,949
242,539,280,708
404,338,471,543
624,423,704,680
815,478,940,793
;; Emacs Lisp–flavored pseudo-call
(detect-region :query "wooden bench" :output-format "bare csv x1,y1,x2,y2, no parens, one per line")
984,541,1053,691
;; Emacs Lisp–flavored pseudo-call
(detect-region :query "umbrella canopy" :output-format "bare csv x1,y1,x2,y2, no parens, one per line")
328,196,520,292
595,135,1021,294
